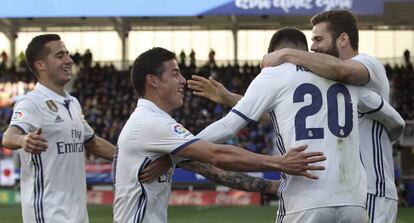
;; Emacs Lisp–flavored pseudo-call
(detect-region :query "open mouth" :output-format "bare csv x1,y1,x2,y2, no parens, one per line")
178,87,184,97
63,68,71,73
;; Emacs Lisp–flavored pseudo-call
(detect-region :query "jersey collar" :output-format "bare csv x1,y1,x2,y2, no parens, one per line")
35,83,73,104
137,99,170,116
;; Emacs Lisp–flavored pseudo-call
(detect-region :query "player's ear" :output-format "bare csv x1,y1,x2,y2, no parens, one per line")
34,60,46,72
146,74,159,88
338,32,349,48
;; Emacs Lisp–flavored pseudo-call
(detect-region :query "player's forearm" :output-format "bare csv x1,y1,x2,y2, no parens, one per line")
223,92,242,107
279,49,365,84
209,145,282,172
197,112,246,143
85,136,115,160
2,127,25,150
358,89,405,141
179,161,279,193
363,103,405,141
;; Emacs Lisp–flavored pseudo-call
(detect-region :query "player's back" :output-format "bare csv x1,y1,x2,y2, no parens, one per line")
259,64,367,215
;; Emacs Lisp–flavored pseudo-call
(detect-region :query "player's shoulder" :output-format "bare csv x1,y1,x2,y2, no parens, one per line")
14,91,42,107
352,53,383,67
261,63,296,74
134,108,175,128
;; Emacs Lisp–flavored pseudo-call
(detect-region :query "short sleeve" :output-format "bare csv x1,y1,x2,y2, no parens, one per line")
9,98,42,133
232,68,278,121
140,117,200,155
351,53,389,98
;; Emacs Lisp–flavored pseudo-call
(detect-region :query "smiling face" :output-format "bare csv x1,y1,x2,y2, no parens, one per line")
155,59,186,111
310,21,340,58
37,40,73,87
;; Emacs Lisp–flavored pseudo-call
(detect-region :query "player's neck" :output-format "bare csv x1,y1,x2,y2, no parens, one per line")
143,95,173,114
339,47,358,60
38,79,66,97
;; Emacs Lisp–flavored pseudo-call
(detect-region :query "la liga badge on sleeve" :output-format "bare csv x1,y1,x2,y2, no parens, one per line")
172,123,192,138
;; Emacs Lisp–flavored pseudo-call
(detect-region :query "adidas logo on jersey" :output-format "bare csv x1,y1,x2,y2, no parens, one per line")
55,115,64,123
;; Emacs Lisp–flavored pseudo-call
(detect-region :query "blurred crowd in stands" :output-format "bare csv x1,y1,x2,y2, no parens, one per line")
0,49,413,164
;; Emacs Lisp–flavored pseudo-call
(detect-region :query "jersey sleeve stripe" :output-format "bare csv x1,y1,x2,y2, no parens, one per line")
230,109,257,124
171,138,201,155
9,124,27,134
84,133,95,143
358,98,384,115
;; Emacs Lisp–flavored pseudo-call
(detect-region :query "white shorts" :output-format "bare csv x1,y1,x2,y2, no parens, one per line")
366,194,398,223
276,206,369,223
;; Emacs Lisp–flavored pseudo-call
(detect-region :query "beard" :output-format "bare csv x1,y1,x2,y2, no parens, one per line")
315,43,340,58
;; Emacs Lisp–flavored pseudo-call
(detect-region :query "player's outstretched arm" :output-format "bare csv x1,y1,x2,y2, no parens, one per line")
358,88,405,141
188,75,271,125
178,161,279,194
176,141,325,180
187,75,241,107
85,136,116,160
261,48,369,85
2,127,48,154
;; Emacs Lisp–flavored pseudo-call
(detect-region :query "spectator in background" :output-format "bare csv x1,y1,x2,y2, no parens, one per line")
1,50,8,70
83,49,93,67
71,51,82,66
403,49,411,66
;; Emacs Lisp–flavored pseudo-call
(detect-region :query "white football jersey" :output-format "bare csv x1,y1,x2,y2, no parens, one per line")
352,53,397,200
9,83,94,223
113,99,199,223
232,63,373,215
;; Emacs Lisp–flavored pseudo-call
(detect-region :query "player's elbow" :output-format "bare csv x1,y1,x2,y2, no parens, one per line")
389,118,405,142
335,63,369,85
2,132,17,150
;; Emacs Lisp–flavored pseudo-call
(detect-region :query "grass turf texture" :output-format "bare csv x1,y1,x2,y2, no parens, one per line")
0,205,413,223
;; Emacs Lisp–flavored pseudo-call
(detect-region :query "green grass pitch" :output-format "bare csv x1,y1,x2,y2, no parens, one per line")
0,204,413,223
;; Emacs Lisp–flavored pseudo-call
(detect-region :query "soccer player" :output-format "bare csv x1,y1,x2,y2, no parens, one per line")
2,34,115,223
113,47,327,223
262,10,400,223
193,28,404,222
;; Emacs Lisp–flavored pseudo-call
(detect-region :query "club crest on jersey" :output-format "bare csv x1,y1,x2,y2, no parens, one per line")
46,100,58,112
172,123,191,138
11,111,23,121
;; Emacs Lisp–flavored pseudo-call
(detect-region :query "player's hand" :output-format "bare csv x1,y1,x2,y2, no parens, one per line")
279,144,326,180
187,75,230,104
261,50,285,68
140,154,172,183
21,128,48,154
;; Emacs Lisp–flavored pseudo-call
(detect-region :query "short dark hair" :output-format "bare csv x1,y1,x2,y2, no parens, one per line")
311,10,359,51
268,27,308,53
131,47,176,97
25,34,61,76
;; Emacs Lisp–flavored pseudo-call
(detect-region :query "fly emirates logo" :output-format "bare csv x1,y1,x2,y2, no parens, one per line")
56,130,84,154
235,0,353,13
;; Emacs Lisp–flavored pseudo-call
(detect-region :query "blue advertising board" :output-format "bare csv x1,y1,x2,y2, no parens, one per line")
1,0,413,18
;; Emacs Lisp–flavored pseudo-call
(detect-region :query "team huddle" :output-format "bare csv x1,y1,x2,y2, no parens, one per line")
2,10,405,223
